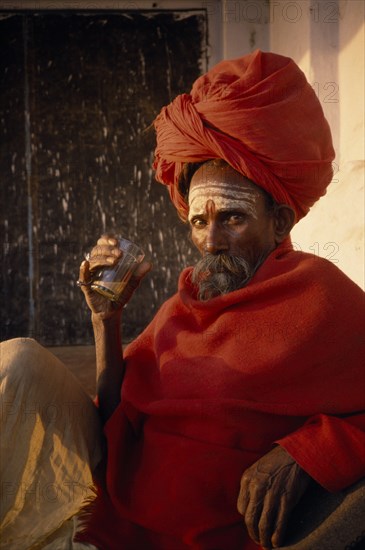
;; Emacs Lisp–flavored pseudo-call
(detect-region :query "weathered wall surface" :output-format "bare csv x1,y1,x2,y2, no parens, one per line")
0,10,205,344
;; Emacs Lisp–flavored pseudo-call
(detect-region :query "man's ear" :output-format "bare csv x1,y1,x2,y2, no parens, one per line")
273,205,296,244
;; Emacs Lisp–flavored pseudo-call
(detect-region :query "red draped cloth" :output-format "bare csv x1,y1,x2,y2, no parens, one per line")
76,239,365,549
153,50,335,221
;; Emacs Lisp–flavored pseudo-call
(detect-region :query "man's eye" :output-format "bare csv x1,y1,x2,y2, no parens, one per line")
226,213,246,224
191,218,206,227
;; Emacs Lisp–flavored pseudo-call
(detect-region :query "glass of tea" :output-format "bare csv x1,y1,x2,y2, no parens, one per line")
90,238,145,302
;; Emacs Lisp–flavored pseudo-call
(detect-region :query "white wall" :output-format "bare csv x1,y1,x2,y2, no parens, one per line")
219,0,364,288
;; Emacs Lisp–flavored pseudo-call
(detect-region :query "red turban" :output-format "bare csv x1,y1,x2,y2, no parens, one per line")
153,50,335,221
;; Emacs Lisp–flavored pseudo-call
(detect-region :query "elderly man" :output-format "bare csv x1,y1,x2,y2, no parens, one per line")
73,50,364,549
1,50,364,549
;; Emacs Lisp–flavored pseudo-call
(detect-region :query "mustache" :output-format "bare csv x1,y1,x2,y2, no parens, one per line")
193,253,251,277
191,253,254,301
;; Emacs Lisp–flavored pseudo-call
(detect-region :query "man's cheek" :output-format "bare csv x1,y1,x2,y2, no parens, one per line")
191,232,205,253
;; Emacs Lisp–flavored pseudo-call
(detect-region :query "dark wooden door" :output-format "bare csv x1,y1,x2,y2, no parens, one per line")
1,10,207,345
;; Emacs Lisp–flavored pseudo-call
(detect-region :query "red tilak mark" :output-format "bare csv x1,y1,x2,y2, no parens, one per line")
206,199,216,215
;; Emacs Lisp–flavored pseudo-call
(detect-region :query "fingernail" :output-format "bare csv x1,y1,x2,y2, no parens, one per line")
107,256,115,264
108,238,117,245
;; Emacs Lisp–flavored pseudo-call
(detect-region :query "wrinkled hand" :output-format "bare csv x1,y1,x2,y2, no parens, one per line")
78,234,152,321
237,445,311,549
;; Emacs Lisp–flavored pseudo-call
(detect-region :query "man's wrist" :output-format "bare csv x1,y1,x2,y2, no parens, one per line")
91,312,122,347
91,311,122,327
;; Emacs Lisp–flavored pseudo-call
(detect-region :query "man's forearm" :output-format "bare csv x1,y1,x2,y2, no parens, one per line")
92,313,125,424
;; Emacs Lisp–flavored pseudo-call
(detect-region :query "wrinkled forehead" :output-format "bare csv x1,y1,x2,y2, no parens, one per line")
188,180,259,221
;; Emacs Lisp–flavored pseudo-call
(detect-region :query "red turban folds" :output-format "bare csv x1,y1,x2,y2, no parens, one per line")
153,50,335,221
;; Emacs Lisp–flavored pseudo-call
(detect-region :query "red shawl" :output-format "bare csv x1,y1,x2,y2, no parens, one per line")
77,240,365,549
153,50,335,221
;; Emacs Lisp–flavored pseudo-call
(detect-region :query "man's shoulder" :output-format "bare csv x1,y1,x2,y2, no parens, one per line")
293,248,361,285
249,244,364,306
274,247,364,305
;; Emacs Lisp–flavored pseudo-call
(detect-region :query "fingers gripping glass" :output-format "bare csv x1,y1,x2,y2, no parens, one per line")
90,238,145,302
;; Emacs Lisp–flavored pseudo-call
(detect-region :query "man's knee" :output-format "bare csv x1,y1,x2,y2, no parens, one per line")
1,337,45,377
0,337,59,402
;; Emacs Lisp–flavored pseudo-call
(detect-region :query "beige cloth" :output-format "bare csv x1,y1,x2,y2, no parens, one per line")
279,477,365,549
0,338,103,550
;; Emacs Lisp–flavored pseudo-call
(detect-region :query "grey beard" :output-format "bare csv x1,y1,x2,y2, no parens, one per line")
191,253,261,301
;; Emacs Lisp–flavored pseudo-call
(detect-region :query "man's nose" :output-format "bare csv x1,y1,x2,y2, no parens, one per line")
204,224,229,255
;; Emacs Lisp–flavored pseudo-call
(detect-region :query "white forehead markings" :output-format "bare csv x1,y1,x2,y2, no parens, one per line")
188,182,259,221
